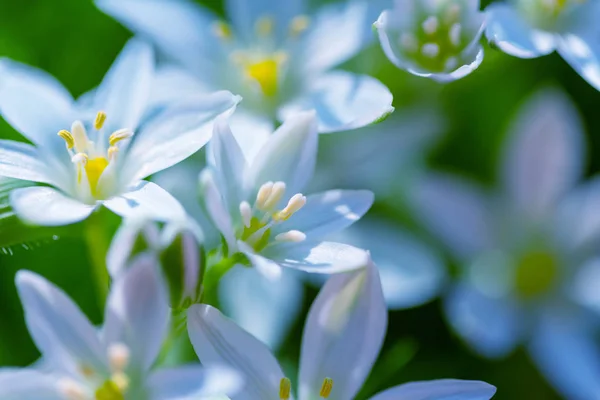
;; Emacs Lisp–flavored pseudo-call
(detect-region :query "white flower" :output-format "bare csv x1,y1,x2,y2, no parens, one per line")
200,110,374,280
0,255,242,400
187,259,497,400
0,39,240,226
95,0,394,158
375,0,486,82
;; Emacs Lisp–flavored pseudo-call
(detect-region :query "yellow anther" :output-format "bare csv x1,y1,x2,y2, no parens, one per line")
279,377,291,400
109,128,133,146
58,130,75,149
319,377,333,398
247,58,279,97
262,181,286,210
108,343,130,372
289,15,310,37
213,21,233,40
274,193,306,221
79,364,95,378
256,15,274,36
95,111,107,130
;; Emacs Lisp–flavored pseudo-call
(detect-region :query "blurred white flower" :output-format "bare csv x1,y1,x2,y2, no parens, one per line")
0,256,242,400
375,0,486,82
187,259,496,400
95,0,394,158
0,39,240,226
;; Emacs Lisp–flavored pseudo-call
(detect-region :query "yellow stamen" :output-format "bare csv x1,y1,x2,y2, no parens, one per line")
289,15,310,37
58,130,75,149
319,378,333,398
111,372,129,392
279,377,291,400
213,21,233,40
247,58,279,97
85,157,109,195
95,111,107,130
256,15,274,36
109,128,133,146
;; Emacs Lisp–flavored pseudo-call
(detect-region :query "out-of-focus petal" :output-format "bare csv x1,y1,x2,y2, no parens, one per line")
199,170,237,252
227,109,274,162
103,181,186,222
149,66,213,111
299,259,387,400
410,173,492,261
0,140,55,185
529,310,600,400
485,3,556,58
445,284,521,358
501,88,584,219
238,241,283,281
248,111,318,196
369,379,497,400
557,32,600,92
102,254,169,372
219,266,304,350
570,257,600,314
0,369,63,400
10,186,95,226
187,304,285,400
279,71,393,133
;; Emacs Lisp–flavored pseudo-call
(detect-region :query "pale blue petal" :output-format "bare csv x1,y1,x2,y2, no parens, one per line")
102,254,169,372
0,369,63,400
529,310,600,400
501,88,584,219
123,91,240,182
280,71,393,133
10,186,95,226
485,3,556,58
227,109,274,162
445,284,521,358
410,174,492,261
103,181,186,222
199,170,237,252
95,0,221,75
148,365,243,400
149,66,213,111
266,241,369,274
557,32,600,91
570,257,600,314
219,266,304,350
415,47,485,83
248,111,318,196
0,139,55,185
369,379,496,400
299,260,386,400
238,241,283,281
225,0,305,43
187,304,284,400
207,117,248,218
0,58,74,149
15,270,107,374
276,189,374,239
93,39,154,132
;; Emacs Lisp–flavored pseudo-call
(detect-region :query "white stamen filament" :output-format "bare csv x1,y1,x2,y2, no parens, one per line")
71,153,88,164
275,230,306,242
256,181,274,210
422,16,439,35
58,378,87,400
239,201,252,228
108,146,119,161
421,43,440,58
262,181,287,210
71,121,90,153
108,343,130,372
449,23,462,47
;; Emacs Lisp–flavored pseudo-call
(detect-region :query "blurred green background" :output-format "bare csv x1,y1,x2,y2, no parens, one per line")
2,1,600,399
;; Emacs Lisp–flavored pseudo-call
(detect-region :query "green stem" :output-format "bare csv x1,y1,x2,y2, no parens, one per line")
84,212,111,309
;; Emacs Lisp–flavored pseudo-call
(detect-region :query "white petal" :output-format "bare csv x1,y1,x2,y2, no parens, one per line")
0,58,74,149
102,254,169,372
410,173,493,261
570,257,600,314
0,139,55,185
277,189,374,240
199,170,237,252
501,88,584,219
267,241,369,274
207,116,248,218
95,0,221,74
93,39,154,132
248,111,318,196
15,270,107,375
187,304,285,400
219,266,304,350
148,365,243,400
529,310,600,400
445,284,521,358
149,65,213,113
484,3,556,58
557,32,600,92
227,109,273,163
299,260,386,400
238,241,283,281
280,71,393,134
0,369,63,400
225,0,305,41
10,186,95,226
369,379,497,400
103,181,186,222
123,91,240,182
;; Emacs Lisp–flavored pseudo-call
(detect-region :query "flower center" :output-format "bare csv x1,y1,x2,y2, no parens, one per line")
58,111,133,201
237,181,307,252
516,0,587,28
514,250,558,299
279,377,333,399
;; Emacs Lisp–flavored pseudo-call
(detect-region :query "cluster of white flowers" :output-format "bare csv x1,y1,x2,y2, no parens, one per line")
4,0,599,398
